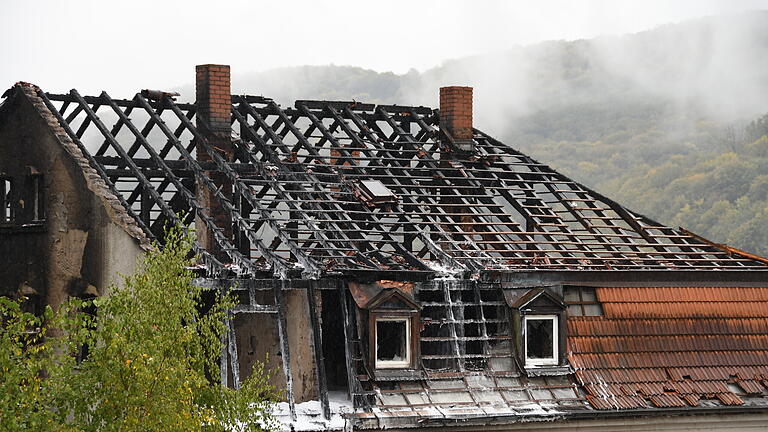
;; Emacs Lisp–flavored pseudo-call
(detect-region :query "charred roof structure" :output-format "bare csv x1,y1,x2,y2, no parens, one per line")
1,65,768,431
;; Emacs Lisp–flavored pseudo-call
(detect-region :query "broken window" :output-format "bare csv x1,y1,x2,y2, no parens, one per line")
1,177,11,223
524,315,558,367
29,174,45,222
0,174,45,226
375,317,411,368
564,286,603,316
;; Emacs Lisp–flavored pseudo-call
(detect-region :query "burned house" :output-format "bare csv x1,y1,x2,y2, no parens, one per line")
1,65,768,431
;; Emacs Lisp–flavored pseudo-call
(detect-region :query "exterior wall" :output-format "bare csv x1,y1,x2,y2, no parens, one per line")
286,289,319,402
0,89,146,310
376,412,768,431
233,288,318,403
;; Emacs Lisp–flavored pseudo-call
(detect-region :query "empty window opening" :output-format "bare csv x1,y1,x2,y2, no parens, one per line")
30,175,44,221
375,318,410,369
321,290,349,391
564,286,603,316
1,177,11,223
524,315,558,367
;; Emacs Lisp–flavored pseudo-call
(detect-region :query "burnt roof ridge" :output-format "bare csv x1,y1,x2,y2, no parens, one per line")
24,84,768,272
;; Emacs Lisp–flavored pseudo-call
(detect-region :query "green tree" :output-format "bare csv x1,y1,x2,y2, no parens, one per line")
0,224,279,432
0,299,64,431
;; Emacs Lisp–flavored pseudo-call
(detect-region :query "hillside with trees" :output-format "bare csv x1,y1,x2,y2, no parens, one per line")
174,11,768,255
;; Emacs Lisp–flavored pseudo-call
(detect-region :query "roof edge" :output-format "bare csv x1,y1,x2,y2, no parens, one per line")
15,84,153,250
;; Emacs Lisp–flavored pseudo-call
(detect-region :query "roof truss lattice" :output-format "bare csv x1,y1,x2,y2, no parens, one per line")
36,90,768,276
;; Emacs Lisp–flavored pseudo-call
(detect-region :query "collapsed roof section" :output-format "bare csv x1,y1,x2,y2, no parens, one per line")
31,88,768,277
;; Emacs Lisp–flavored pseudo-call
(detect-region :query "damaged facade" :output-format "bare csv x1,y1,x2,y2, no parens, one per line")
1,65,768,431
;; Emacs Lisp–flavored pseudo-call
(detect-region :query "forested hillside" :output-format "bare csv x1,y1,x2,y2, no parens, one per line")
175,12,768,255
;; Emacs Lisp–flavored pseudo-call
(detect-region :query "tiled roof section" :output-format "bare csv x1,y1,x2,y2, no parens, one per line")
568,286,768,410
26,88,768,276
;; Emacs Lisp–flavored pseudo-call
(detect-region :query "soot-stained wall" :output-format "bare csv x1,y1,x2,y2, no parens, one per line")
0,87,148,311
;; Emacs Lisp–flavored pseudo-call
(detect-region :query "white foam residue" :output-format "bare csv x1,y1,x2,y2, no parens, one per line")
424,260,461,279
268,391,353,431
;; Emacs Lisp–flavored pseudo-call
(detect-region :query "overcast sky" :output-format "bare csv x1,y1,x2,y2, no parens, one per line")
2,0,768,96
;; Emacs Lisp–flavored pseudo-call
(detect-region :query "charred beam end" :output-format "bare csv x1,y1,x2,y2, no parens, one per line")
234,94,274,104
377,104,434,115
295,100,375,111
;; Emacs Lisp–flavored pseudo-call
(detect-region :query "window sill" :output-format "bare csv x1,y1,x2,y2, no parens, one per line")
372,368,424,381
523,365,571,377
0,222,46,233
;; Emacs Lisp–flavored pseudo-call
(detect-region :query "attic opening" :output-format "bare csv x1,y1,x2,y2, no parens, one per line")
354,179,398,208
524,315,558,367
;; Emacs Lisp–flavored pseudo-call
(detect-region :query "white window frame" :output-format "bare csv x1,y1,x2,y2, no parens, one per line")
374,316,411,369
524,314,558,367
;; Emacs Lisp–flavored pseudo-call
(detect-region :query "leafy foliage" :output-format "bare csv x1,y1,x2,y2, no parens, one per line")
0,225,278,432
0,299,60,431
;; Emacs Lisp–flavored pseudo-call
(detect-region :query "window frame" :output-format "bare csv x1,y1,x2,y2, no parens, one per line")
368,309,420,371
373,315,412,369
523,314,559,367
1,176,12,224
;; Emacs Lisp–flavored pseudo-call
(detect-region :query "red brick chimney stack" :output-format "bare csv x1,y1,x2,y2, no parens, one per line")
195,64,233,257
196,64,233,155
439,86,474,151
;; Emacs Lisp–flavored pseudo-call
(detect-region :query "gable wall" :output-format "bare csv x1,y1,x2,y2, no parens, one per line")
0,90,145,310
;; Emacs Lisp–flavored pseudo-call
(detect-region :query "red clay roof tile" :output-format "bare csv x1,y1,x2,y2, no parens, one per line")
569,286,768,410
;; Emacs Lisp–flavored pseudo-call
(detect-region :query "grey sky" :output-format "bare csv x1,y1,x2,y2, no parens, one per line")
1,0,767,96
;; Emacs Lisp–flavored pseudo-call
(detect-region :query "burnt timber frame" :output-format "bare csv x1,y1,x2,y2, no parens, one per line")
38,91,768,275
30,89,768,422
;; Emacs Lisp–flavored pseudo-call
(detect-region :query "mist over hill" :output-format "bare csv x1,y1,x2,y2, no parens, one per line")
176,11,768,255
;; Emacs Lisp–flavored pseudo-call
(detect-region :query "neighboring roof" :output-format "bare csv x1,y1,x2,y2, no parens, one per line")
569,286,768,410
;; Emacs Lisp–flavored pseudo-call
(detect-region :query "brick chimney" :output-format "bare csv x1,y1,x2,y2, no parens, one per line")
439,86,474,152
195,64,233,258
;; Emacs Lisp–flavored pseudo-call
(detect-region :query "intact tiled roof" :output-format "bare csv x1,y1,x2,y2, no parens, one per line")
5,86,764,277
569,286,768,410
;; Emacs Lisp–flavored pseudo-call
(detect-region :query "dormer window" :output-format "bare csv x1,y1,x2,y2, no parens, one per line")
504,287,567,374
524,315,558,367
348,281,421,372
